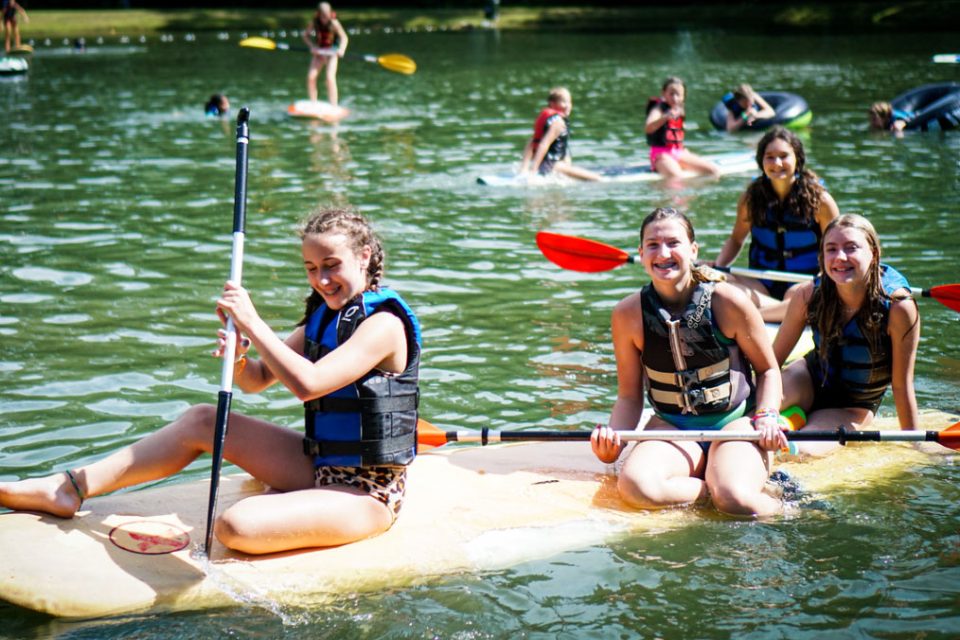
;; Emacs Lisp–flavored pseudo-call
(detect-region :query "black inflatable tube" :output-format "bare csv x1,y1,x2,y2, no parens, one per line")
889,82,960,132
709,91,811,131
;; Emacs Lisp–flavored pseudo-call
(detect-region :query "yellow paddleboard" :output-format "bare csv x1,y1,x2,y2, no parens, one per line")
0,411,954,619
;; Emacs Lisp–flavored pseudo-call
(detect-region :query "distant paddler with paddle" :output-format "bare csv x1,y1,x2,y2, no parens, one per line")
710,126,839,322
303,2,349,106
591,207,789,517
773,214,921,457
0,208,423,555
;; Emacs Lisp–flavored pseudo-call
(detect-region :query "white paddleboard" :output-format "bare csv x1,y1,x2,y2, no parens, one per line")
477,151,757,187
933,53,960,64
287,99,350,123
1,408,953,619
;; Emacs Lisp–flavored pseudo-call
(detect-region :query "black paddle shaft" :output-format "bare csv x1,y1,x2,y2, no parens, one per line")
204,107,251,556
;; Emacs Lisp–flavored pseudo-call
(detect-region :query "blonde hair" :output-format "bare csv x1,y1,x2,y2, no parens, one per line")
868,101,893,129
547,87,570,105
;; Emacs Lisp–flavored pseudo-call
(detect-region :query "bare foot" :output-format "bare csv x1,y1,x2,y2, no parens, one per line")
0,473,83,517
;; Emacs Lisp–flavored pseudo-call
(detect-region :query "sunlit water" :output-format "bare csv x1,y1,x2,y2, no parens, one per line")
1,27,959,638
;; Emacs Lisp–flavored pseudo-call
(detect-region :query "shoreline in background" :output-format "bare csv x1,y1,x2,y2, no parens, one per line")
16,4,960,40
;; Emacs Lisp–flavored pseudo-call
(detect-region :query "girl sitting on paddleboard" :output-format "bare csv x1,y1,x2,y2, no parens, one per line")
710,126,840,322
591,207,788,517
773,213,920,457
519,86,601,182
645,77,721,182
302,2,349,106
0,208,422,555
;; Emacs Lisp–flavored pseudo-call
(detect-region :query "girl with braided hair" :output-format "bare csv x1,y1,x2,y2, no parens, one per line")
0,207,421,554
711,126,839,322
592,207,788,517
773,214,919,457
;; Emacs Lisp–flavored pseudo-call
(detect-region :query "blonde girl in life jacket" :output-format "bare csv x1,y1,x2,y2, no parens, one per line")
302,2,349,105
519,87,602,182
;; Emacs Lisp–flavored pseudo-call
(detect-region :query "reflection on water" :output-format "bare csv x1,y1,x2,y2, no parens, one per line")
1,27,958,637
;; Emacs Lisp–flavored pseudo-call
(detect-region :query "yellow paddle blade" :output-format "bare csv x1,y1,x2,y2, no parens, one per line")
239,37,278,51
377,54,417,75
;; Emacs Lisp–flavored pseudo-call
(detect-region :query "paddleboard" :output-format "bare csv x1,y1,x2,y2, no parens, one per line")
933,53,960,64
477,151,757,187
8,44,33,56
2,407,953,619
287,99,350,123
0,57,28,76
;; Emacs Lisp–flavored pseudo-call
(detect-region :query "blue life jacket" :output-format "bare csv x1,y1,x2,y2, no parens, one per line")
640,282,753,418
302,288,421,468
749,198,821,290
808,264,910,408
722,92,760,119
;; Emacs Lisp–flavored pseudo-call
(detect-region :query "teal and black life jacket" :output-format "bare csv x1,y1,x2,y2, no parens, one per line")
302,288,421,468
808,264,910,408
640,282,753,416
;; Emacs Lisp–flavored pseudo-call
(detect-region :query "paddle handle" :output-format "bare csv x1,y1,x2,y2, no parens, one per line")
434,427,946,445
205,107,251,556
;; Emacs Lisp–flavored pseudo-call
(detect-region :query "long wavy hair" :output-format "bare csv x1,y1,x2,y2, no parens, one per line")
744,126,823,227
296,207,385,326
640,207,724,284
806,214,914,367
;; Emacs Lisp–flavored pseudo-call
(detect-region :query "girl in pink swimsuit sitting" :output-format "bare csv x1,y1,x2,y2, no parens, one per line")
645,76,721,181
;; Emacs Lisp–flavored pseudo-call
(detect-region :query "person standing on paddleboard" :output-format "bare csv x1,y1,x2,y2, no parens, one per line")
710,126,840,322
0,208,422,555
2,0,28,53
519,87,602,182
591,207,789,517
302,2,348,106
773,214,920,457
645,77,721,183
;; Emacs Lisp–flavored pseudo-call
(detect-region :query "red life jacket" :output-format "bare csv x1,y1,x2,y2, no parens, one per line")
312,11,338,48
645,98,685,149
532,107,565,144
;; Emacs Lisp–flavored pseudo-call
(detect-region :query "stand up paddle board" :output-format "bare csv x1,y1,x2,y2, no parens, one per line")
1,409,953,619
0,57,28,75
8,44,33,56
287,99,350,123
477,151,757,187
933,53,960,64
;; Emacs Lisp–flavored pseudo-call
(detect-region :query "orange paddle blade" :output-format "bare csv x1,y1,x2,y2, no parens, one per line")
927,284,960,313
937,421,960,450
535,231,633,273
416,418,450,450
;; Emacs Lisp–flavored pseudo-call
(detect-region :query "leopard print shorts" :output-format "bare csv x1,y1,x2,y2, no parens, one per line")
314,465,407,520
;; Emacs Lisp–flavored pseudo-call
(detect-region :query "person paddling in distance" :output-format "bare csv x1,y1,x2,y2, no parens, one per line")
721,83,776,132
302,2,349,106
772,214,920,457
591,207,788,517
0,208,422,555
519,86,602,181
710,126,839,322
645,77,721,182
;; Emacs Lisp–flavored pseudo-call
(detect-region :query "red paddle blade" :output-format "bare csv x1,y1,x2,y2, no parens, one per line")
416,418,449,450
535,231,632,273
928,284,960,313
937,421,960,450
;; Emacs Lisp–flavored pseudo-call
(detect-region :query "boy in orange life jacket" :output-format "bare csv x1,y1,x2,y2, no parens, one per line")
519,87,602,181
302,2,349,106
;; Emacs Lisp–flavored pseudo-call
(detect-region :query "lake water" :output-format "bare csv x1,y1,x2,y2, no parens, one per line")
1,26,959,638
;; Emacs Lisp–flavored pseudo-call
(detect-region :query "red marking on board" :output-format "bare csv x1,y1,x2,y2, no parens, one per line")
109,521,191,555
